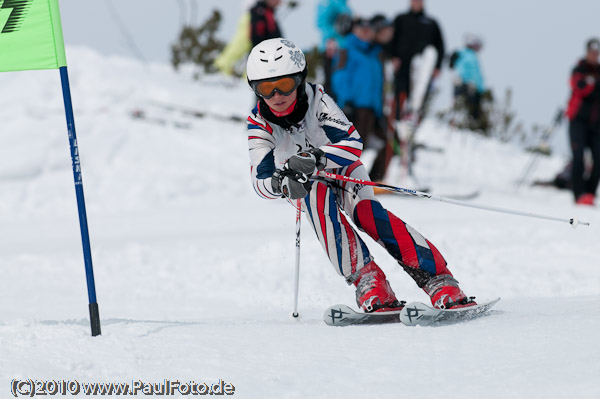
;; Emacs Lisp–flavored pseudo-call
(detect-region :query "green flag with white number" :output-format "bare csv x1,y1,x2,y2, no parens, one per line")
0,0,67,72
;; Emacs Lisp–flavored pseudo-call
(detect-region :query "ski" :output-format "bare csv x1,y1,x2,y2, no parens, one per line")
390,45,439,192
323,304,404,327
399,297,501,326
323,298,500,327
408,45,438,114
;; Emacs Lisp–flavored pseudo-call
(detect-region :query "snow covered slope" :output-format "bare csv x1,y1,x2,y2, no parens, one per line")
1,48,598,398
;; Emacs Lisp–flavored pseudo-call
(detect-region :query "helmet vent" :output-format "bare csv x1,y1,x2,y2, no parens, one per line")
246,38,306,82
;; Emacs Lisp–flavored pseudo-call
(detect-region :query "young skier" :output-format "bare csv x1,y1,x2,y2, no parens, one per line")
566,38,600,206
246,38,476,312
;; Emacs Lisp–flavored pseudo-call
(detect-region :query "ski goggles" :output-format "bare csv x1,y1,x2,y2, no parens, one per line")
251,75,302,99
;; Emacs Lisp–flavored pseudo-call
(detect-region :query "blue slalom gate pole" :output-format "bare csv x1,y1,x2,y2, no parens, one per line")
59,66,101,337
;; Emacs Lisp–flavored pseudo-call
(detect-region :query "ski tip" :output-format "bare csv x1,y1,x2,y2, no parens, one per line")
399,297,501,327
323,304,356,327
484,297,501,307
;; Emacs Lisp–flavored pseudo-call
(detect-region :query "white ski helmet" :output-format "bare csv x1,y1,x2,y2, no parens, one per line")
464,33,483,50
246,38,307,83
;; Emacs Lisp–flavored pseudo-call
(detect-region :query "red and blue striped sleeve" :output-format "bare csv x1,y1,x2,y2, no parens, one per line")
316,91,363,169
248,110,281,200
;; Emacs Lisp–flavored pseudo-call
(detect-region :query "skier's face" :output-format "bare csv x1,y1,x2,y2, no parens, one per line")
586,39,600,63
410,0,424,12
587,42,600,65
376,26,394,44
354,25,375,43
264,88,298,114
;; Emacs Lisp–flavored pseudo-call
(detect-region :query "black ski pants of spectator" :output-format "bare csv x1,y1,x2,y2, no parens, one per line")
569,119,600,200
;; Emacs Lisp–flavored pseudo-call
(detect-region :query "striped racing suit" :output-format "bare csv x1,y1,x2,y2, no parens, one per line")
247,83,453,287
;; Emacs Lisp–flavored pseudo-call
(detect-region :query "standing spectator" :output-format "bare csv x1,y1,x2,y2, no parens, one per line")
388,0,445,121
453,34,486,131
316,0,353,98
565,38,600,206
369,14,396,182
213,1,254,77
250,0,283,47
370,14,394,58
331,18,386,181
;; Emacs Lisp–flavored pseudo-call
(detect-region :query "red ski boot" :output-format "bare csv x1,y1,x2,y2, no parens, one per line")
353,262,404,313
576,193,595,206
424,275,477,309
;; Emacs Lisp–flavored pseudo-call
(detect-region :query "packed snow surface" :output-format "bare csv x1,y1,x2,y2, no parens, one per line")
1,48,598,398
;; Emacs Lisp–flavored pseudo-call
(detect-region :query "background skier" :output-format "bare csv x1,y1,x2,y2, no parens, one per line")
213,2,254,77
452,34,486,131
250,0,283,47
565,37,600,206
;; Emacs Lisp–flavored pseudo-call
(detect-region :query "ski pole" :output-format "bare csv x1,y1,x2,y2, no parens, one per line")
291,199,302,318
515,108,564,190
314,170,590,229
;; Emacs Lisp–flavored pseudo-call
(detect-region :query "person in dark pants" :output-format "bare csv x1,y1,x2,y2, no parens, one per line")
388,0,445,120
566,38,600,206
250,0,283,47
452,34,486,132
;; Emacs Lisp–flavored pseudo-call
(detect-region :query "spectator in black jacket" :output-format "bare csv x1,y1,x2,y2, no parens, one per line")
388,0,445,120
565,38,600,205
250,0,283,47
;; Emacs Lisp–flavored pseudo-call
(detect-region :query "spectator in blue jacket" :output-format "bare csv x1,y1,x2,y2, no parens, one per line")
454,34,485,93
453,34,485,128
332,17,387,180
316,0,352,98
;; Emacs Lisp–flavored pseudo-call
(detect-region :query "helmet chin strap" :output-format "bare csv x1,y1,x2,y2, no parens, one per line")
270,99,297,117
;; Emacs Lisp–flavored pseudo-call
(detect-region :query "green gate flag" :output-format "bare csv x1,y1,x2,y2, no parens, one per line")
0,0,67,72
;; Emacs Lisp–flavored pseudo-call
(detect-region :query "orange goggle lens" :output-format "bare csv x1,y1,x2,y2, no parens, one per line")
253,76,301,99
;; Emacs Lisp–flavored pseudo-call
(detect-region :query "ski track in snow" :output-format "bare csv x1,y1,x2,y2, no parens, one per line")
1,47,599,399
